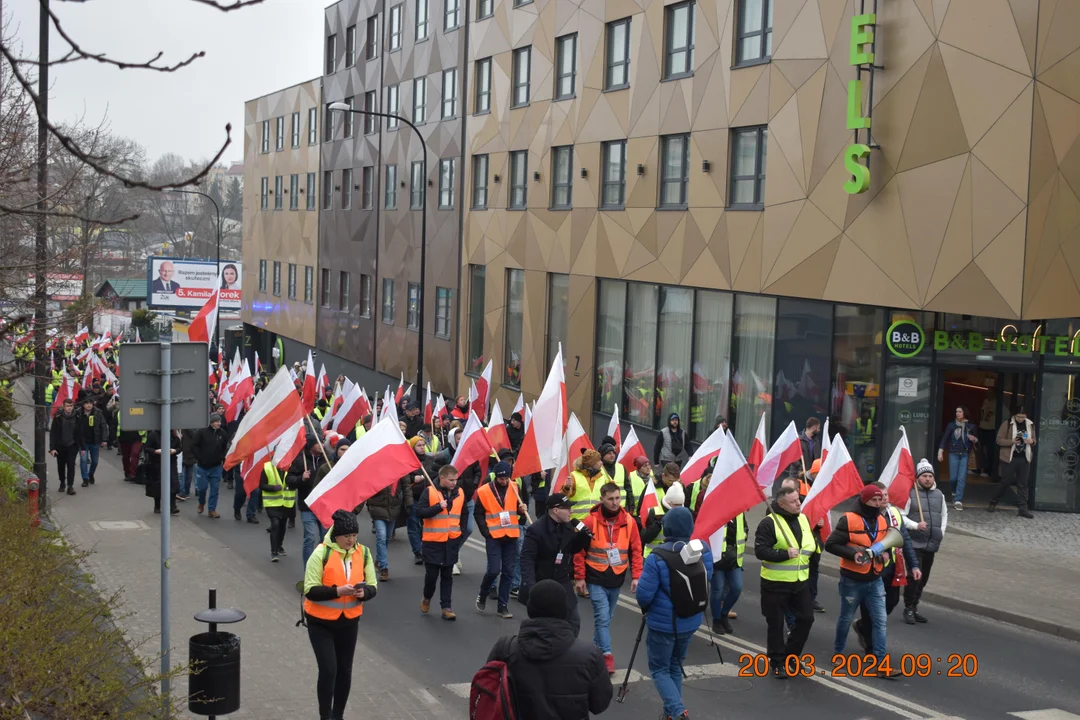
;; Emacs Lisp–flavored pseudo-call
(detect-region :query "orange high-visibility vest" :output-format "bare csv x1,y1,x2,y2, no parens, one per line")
838,511,888,575
422,487,464,543
303,545,366,620
584,513,631,575
476,480,521,539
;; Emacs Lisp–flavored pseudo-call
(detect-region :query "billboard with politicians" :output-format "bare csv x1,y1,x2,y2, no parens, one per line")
146,257,241,310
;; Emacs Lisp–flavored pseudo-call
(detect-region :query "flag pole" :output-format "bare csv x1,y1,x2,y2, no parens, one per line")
304,415,332,470
914,486,925,522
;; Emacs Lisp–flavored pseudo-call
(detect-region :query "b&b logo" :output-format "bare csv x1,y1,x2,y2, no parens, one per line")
887,319,925,358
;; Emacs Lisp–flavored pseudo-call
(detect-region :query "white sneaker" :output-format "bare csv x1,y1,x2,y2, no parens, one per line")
979,472,989,478
953,501,963,511
453,561,462,576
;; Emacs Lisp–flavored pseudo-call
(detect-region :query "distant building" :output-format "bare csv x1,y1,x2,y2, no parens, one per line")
225,162,244,190
95,277,147,312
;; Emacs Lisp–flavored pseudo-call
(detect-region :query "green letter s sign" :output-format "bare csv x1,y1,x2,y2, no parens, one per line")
844,144,871,194
887,319,925,358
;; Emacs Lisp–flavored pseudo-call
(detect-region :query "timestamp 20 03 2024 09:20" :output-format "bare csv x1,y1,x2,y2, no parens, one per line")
738,653,980,678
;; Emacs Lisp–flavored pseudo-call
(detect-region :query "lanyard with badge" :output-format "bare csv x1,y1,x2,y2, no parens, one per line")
603,521,622,566
497,484,514,528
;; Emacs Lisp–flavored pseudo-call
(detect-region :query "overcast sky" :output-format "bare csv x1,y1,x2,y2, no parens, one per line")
5,0,327,166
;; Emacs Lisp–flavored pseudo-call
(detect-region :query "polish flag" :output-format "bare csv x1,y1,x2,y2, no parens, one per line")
321,386,341,429
474,359,493,422
241,445,275,494
515,411,542,477
225,361,255,423
880,426,916,507
468,379,479,408
380,385,398,424
51,373,75,412
188,287,219,343
404,382,414,400
802,435,864,529
301,350,316,415
615,426,646,476
516,344,567,475
208,359,216,385
424,383,433,424
434,393,447,422
691,430,768,543
134,328,142,343
512,393,524,419
224,367,305,470
607,405,622,451
450,410,496,472
748,412,767,472
334,383,368,436
638,477,661,523
487,400,511,453
524,403,532,431
552,412,594,493
820,417,832,463
315,364,329,400
306,416,423,528
682,423,726,485
289,367,298,383
255,351,263,376
272,418,307,469
755,421,802,490
73,326,89,345
395,373,405,404
229,347,242,378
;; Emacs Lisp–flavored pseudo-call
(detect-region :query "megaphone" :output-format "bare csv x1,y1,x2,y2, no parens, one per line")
855,527,903,565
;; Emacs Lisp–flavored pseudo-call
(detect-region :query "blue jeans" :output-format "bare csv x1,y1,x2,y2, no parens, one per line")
948,452,968,502
407,505,423,556
587,584,622,654
835,576,886,661
233,482,259,518
79,443,100,480
460,499,476,545
301,510,324,568
373,519,395,570
479,536,520,609
646,629,693,718
711,566,743,620
195,464,222,512
512,521,528,589
180,465,195,496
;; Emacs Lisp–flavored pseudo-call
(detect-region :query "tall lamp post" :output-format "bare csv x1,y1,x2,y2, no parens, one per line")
329,101,429,391
165,188,223,351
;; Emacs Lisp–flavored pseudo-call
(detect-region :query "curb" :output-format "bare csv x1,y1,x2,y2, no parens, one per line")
816,562,1080,643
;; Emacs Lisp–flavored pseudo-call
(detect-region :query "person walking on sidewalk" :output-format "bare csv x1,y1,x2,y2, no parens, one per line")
118,417,144,483
475,461,528,619
179,428,197,501
296,438,329,566
937,406,978,510
902,459,946,624
303,510,377,720
192,414,228,518
360,451,413,582
49,397,79,495
653,413,687,467
990,408,1036,518
416,464,466,620
709,512,746,635
262,453,299,562
76,396,107,487
573,482,642,675
144,429,180,515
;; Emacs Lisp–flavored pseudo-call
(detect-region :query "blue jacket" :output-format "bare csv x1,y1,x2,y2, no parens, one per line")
635,540,714,634
939,420,975,454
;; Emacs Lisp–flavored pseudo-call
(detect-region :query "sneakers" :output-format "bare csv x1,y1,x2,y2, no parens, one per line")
421,597,431,614
953,501,963,510
246,517,260,524
711,619,726,635
441,608,457,621
510,587,519,599
271,553,279,563
234,511,242,521
378,567,389,582
452,561,462,576
497,606,513,619
81,481,89,488
66,486,76,495
980,472,990,478
277,548,287,557
414,553,424,565
813,603,826,613
913,609,928,623
903,607,916,625
197,504,205,514
476,593,487,613
1019,509,1034,518
176,494,188,501
603,653,616,675
987,502,997,513
720,617,734,634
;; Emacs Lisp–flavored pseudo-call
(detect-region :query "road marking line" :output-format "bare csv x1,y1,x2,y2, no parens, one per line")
1010,711,1080,719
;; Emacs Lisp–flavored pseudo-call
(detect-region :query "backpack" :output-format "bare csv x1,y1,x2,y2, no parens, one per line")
652,544,709,618
469,636,519,720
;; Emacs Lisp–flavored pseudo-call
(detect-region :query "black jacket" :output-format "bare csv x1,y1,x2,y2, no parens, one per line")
518,514,592,602
49,409,79,451
286,451,324,511
181,429,198,467
404,413,424,439
414,484,466,566
506,421,525,454
75,406,108,445
825,501,886,582
489,618,612,720
754,502,810,593
191,425,228,468
143,431,180,500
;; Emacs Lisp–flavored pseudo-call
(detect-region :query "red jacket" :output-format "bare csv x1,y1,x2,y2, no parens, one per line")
574,505,643,589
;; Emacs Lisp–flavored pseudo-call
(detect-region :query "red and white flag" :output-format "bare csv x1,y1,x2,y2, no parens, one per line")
188,287,219,343
134,328,142,343
301,350,317,415
638,478,661,522
691,430,767,543
315,364,329,400
225,361,255,423
682,423,726,484
748,412,767,471
224,367,305,470
51,373,75,412
451,410,496,472
607,404,622,451
474,359,492,422
515,345,567,476
512,393,524,419
487,400,511,453
802,436,865,530
434,393,447,422
395,373,405,404
208,359,216,385
820,417,832,463
755,421,802,489
73,326,89,345
334,383,367,436
424,383,433,424
404,382,414,400
255,351,263,376
306,417,423,528
380,385,398,424
241,445,275,495
271,418,306,469
615,425,646,476
551,412,595,494
880,426,915,507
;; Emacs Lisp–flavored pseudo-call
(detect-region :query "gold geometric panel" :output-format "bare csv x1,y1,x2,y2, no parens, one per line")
824,236,921,308
971,155,1025,256
939,43,1031,148
971,83,1034,200
845,177,920,304
938,0,1031,76
926,262,1018,318
1036,83,1080,164
975,209,1026,316
896,46,970,173
896,154,969,299
764,234,842,299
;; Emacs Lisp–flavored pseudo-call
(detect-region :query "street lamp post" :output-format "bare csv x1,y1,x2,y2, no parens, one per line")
329,102,428,392
166,188,222,351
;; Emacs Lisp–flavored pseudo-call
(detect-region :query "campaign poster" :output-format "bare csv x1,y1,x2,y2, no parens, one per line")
147,257,241,310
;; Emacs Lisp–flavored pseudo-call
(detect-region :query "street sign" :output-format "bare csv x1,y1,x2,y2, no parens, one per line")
119,342,209,430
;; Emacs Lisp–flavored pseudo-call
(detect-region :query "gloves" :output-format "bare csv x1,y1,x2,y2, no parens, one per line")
868,542,886,556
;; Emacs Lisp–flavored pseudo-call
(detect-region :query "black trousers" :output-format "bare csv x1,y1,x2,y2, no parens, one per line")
760,583,814,666
307,619,358,720
858,566,900,647
267,507,291,554
54,447,77,490
992,457,1031,510
903,550,935,608
561,580,581,638
424,563,454,609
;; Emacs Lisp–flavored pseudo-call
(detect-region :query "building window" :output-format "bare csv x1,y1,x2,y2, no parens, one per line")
595,280,624,413
512,47,531,107
513,0,530,8
504,269,524,387
260,176,268,210
605,18,631,90
287,263,297,300
413,77,427,124
275,116,284,151
326,33,337,74
304,266,314,304
382,278,395,323
344,96,355,138
442,68,458,118
732,294,775,450
736,0,772,65
363,91,377,135
323,170,333,210
385,164,398,209
660,134,690,208
289,174,299,210
306,172,316,210
308,107,318,144
439,158,455,209
665,1,695,79
339,271,351,311
730,125,767,208
386,85,400,129
550,146,573,209
407,283,420,330
445,0,460,30
472,154,489,209
342,168,353,209
272,261,282,297
261,120,270,153
435,287,452,339
468,265,485,372
475,58,492,114
477,0,493,20
601,140,626,209
346,24,357,66
415,0,429,40
258,260,267,292
554,34,577,100
273,175,283,210
360,274,372,317
389,5,403,50
321,268,331,307
691,289,733,442
508,150,527,209
291,111,300,147
361,166,375,209
366,15,379,60
324,102,335,141
411,161,425,209
656,286,693,425
547,273,569,369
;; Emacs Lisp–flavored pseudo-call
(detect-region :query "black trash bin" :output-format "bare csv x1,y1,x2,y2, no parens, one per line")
188,631,241,716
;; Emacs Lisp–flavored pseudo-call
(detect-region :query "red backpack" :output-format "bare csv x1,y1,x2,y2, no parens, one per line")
469,636,519,720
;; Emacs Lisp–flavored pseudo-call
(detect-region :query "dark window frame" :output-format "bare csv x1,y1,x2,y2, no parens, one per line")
272,261,282,297
289,173,299,210
339,270,351,311
308,107,318,145
659,134,690,209
407,282,421,330
410,160,425,210
258,259,267,292
342,168,353,210
508,150,528,209
363,91,377,135
601,140,627,209
323,170,333,210
605,18,631,91
273,175,283,210
512,47,531,108
365,14,380,60
385,164,399,209
304,265,314,304
729,125,768,209
287,263,297,300
439,158,456,209
435,287,452,339
259,176,268,210
389,4,403,50
386,85,400,129
664,1,695,80
445,0,461,31
346,24,357,66
551,145,573,210
306,172,316,210
382,278,396,324
554,34,577,100
472,154,489,209
362,166,375,209
291,111,301,147
415,0,429,41
413,76,427,124
477,0,493,20
734,0,772,67
320,268,331,307
442,68,458,119
475,58,492,114
360,274,372,317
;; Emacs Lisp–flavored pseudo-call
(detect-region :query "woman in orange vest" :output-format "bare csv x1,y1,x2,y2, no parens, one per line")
302,509,377,720
416,464,466,620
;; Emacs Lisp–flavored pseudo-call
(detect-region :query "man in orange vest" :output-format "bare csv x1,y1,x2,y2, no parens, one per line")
416,464,465,620
574,482,643,675
474,461,528,619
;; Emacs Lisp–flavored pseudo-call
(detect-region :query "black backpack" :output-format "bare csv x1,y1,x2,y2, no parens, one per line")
652,544,708,618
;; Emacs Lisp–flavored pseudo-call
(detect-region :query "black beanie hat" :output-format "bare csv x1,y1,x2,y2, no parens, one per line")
527,579,568,620
329,510,359,540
